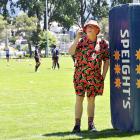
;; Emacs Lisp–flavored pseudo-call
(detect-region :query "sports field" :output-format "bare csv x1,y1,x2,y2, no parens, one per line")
0,57,139,140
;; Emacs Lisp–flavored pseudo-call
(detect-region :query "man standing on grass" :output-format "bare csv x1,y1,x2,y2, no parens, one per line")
5,47,10,62
51,44,60,70
69,20,110,133
34,45,41,72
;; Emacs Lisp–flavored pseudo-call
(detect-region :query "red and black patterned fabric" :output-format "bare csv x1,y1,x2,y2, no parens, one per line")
73,36,109,97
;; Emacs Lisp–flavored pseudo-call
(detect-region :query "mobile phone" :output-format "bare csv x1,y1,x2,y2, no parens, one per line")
82,31,86,37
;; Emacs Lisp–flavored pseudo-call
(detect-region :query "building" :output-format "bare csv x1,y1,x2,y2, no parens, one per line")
133,0,140,2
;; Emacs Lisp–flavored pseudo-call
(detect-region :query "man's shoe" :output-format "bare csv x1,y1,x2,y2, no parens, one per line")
88,124,97,132
72,125,81,133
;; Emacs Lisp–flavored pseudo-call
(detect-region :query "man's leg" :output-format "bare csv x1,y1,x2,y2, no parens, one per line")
54,59,57,69
52,58,55,69
72,95,84,133
56,58,59,69
35,60,40,72
87,96,97,131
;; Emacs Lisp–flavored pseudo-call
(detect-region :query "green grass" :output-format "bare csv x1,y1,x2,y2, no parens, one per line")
0,57,140,140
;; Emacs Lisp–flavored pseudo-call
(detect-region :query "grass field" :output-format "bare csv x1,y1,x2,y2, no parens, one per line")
0,57,140,140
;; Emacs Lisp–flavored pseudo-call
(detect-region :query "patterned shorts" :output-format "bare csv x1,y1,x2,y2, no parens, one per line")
73,68,104,97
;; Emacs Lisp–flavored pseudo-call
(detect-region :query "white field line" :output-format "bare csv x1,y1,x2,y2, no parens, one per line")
0,103,37,107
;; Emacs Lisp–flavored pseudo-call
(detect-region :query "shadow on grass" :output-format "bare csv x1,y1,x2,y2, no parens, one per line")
43,129,140,139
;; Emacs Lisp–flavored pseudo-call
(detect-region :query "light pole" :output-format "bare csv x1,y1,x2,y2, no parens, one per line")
5,25,9,49
45,0,49,57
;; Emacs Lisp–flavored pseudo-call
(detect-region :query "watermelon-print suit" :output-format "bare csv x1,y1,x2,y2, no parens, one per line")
73,36,109,97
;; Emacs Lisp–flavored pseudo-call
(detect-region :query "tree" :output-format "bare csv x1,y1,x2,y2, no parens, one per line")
46,0,109,29
100,18,108,34
0,15,7,31
16,0,110,30
99,18,109,40
15,13,38,57
0,0,15,20
16,0,77,30
50,0,92,28
39,31,57,51
90,0,109,20
0,15,8,40
17,0,45,44
66,0,109,27
16,0,44,20
45,0,79,30
74,0,91,27
111,0,133,6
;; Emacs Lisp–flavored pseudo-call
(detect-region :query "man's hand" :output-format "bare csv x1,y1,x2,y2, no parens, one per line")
76,28,84,40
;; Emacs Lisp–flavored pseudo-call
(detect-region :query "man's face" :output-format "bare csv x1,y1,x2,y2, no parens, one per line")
85,25,97,36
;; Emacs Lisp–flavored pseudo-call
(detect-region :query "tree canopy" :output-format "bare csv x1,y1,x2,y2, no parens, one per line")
0,15,8,40
0,0,15,19
14,0,110,29
111,0,133,6
1,0,135,28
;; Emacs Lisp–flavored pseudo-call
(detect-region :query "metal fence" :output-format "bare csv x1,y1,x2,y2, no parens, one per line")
56,34,71,55
0,51,25,58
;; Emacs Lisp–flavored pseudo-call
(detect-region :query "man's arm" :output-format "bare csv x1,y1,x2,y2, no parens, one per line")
68,37,80,55
102,60,109,80
68,28,83,55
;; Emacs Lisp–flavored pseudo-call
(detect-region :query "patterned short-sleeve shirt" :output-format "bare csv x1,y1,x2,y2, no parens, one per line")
73,36,109,97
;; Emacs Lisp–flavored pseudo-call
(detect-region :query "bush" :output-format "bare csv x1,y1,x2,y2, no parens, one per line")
9,36,17,44
24,54,30,57
39,31,57,50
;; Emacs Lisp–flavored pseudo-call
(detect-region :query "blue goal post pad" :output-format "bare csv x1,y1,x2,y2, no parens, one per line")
109,3,140,131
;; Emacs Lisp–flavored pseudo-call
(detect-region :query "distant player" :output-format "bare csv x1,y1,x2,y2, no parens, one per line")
51,44,60,69
5,48,10,62
34,45,41,72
